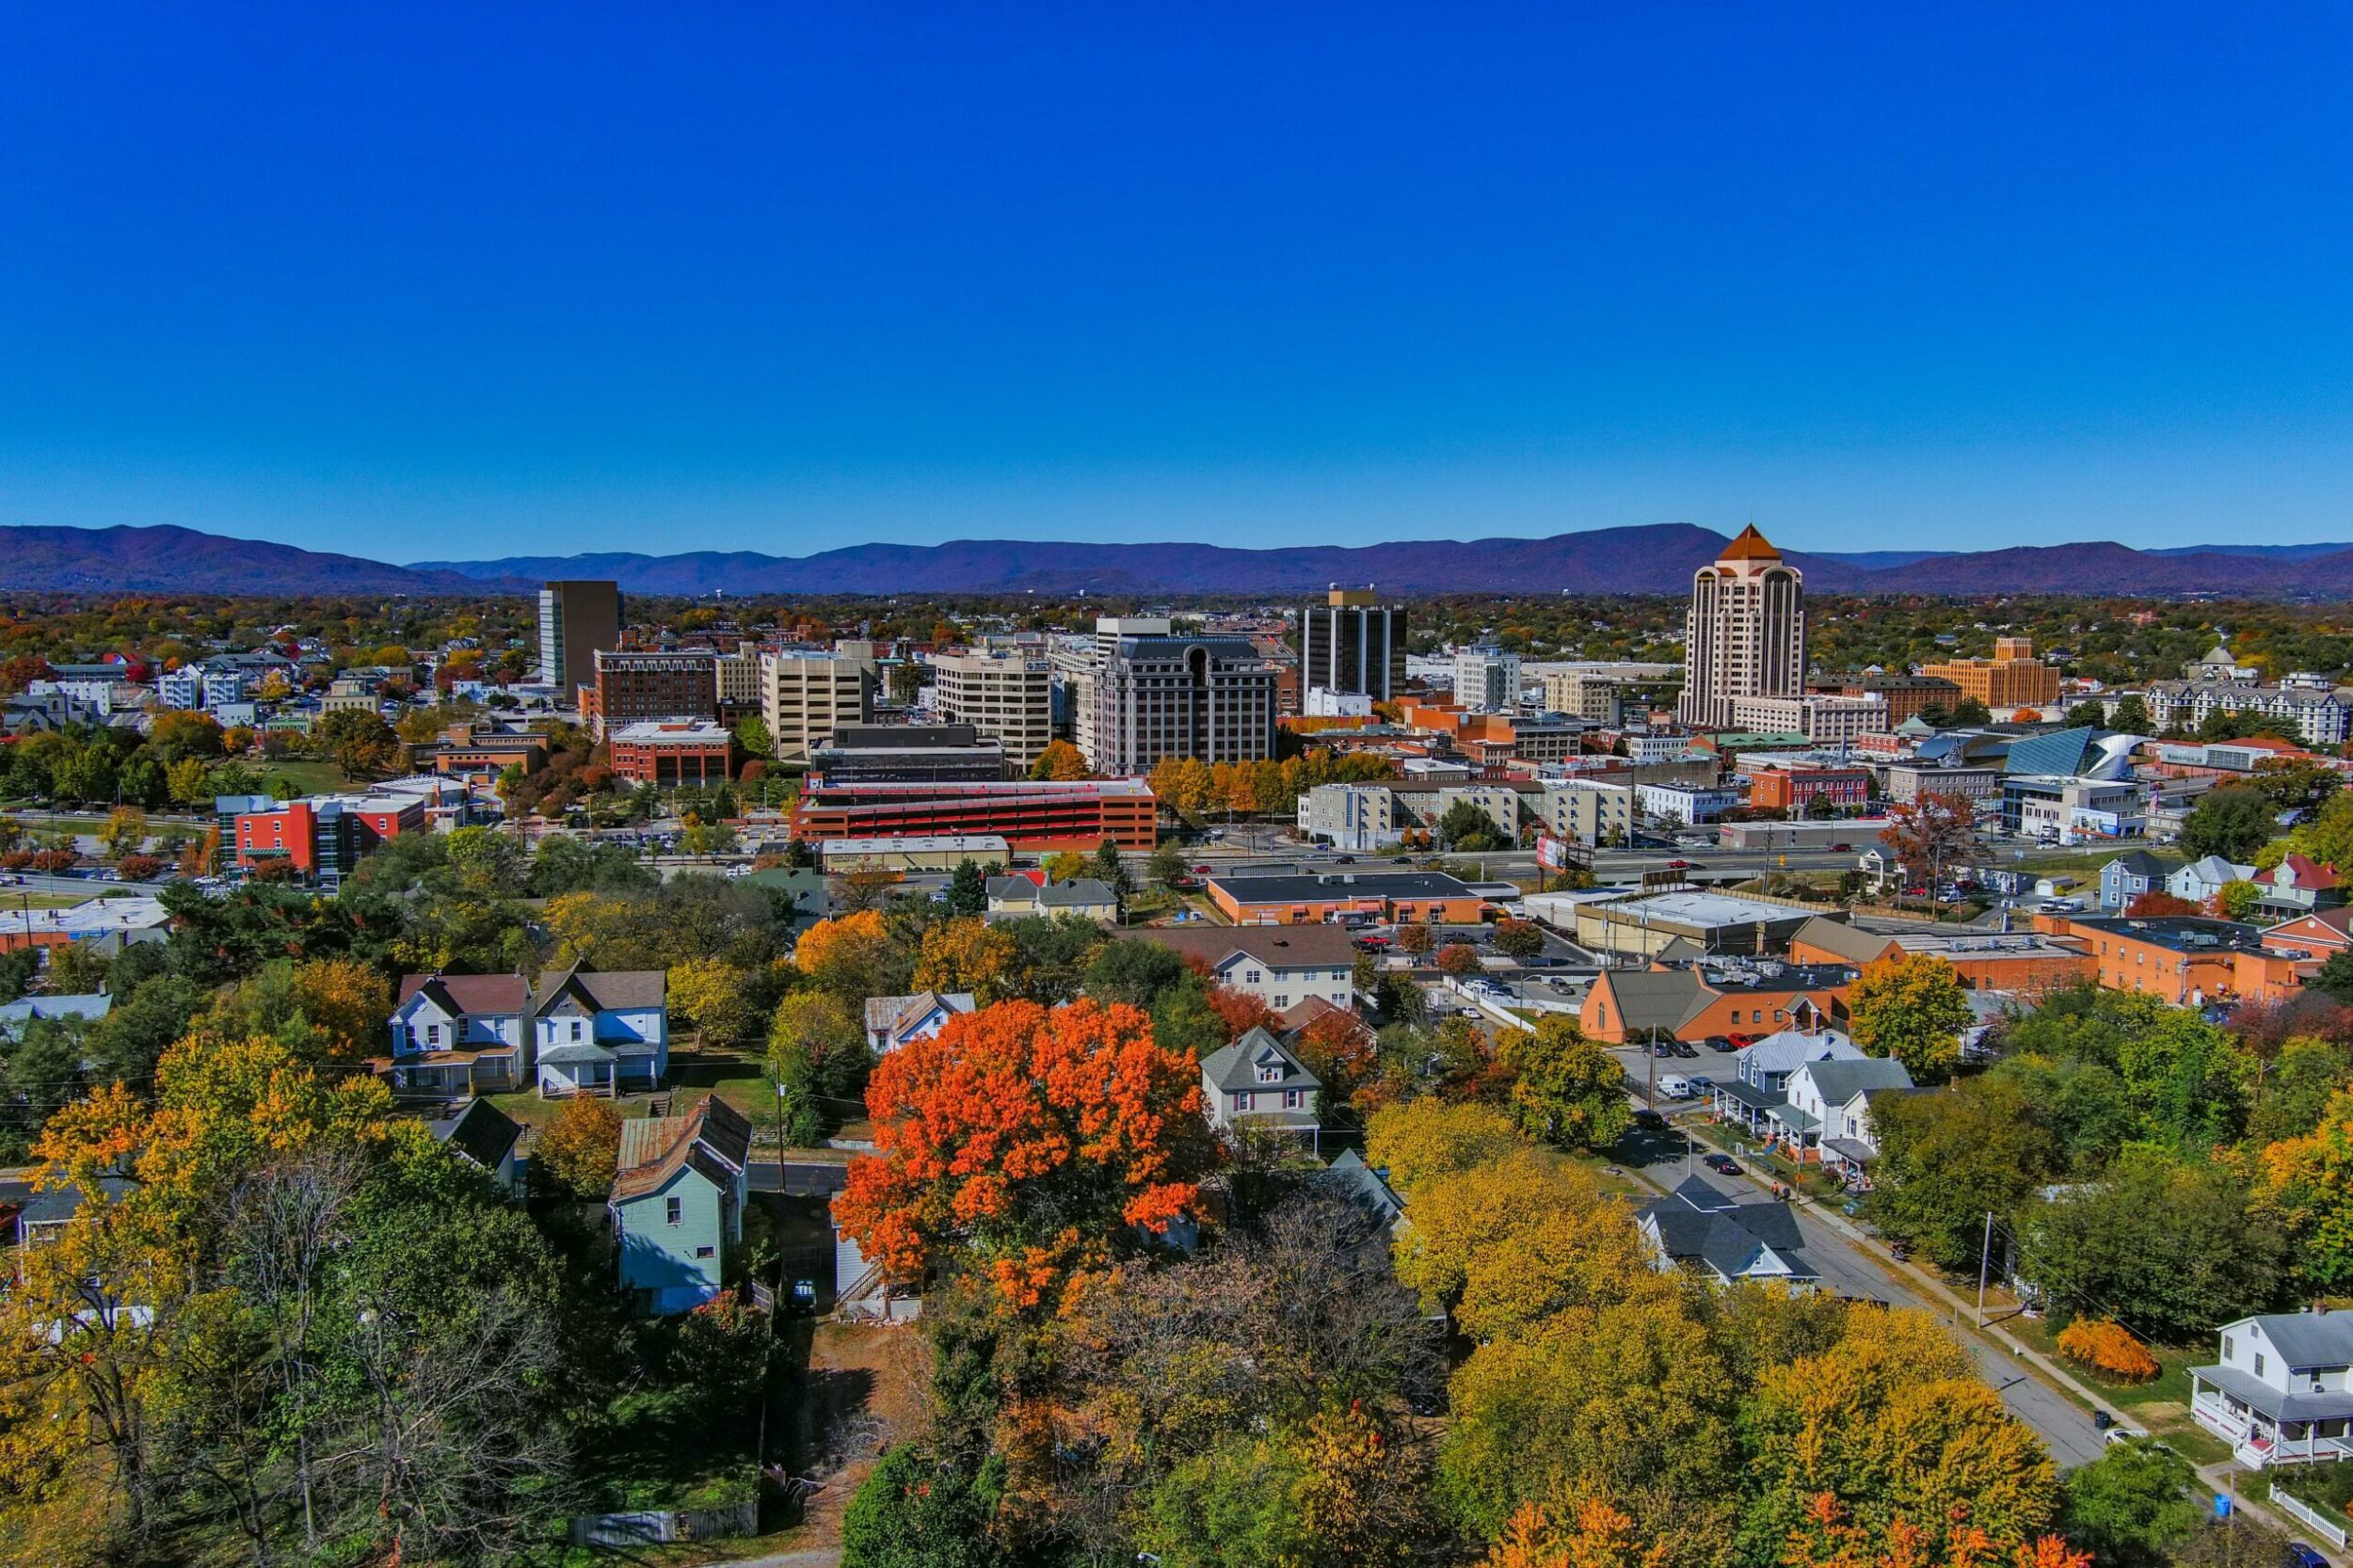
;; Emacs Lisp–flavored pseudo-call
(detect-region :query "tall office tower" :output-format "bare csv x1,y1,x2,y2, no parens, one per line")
589,649,719,741
1678,525,1806,729
1301,587,1405,701
538,581,623,695
1055,617,1173,764
759,649,876,761
929,648,1053,770
1085,633,1278,776
1452,645,1525,711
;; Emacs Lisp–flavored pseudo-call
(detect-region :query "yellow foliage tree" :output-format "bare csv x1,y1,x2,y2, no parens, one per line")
536,1096,622,1198
2054,1319,2159,1382
1030,740,1092,781
287,957,392,1060
913,917,1019,1004
1365,1099,1526,1198
1484,1498,1672,1568
794,909,895,1001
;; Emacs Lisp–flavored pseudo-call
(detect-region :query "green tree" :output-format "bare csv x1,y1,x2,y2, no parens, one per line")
2064,700,2108,728
1090,840,1132,896
1951,696,1993,726
946,857,988,918
312,709,402,781
2180,786,2277,863
1147,840,1187,889
2019,1147,2284,1342
1868,1075,2057,1270
1498,1017,1630,1151
1846,952,1974,1082
1436,799,1502,852
2108,694,2152,732
2059,1438,2200,1568
734,713,774,759
840,1444,1007,1568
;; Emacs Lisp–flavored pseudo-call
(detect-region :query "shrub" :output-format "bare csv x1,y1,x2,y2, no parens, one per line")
115,855,162,881
1435,944,1482,977
2057,1318,2160,1382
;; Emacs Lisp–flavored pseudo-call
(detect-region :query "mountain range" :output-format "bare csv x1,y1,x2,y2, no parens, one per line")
3,520,2351,600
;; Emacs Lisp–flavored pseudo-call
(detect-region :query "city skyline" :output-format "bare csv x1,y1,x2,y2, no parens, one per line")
5,6,2350,558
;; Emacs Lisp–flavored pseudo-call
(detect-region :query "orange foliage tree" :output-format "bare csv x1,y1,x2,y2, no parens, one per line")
2055,1319,2160,1382
834,998,1219,1313
1484,1497,1669,1568
1207,984,1282,1043
1782,1494,2089,1568
794,909,894,1000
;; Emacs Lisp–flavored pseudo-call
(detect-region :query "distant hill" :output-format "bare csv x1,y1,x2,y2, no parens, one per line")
1,520,2346,599
0,524,523,596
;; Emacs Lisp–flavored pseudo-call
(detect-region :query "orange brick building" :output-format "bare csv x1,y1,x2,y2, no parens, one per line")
1786,917,2094,997
1579,962,1856,1045
1205,870,1488,926
2035,912,2308,1006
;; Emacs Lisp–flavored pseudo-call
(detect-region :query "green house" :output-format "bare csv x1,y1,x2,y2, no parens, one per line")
608,1096,752,1314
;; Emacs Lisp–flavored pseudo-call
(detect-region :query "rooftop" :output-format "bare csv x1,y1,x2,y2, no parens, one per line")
821,834,1013,855
2062,914,2271,954
1208,870,1480,903
1591,889,1818,929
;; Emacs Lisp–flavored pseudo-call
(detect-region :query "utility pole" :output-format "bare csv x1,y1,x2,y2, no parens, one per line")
1977,1210,1995,1327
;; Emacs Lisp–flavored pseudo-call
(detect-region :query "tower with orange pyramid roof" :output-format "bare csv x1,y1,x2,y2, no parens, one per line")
1679,525,1807,728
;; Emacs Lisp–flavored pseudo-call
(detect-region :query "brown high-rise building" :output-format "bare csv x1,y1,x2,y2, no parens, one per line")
589,649,719,741
538,581,622,696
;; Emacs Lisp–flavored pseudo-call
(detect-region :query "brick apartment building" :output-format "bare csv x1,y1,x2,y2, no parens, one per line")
587,649,719,740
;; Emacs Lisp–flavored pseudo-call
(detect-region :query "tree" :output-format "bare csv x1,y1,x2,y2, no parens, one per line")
2019,1147,2283,1342
2055,1319,2160,1382
2287,790,2353,873
1437,799,1503,853
1869,1076,2057,1269
2063,700,2108,728
1090,840,1132,897
913,918,1019,1004
2212,878,2264,920
1029,740,1091,781
1877,792,1983,913
285,956,392,1059
1951,696,1994,726
1364,1098,1525,1196
1148,841,1187,890
1499,1017,1630,1151
2253,758,2343,814
769,991,868,1145
1846,952,1973,1082
1388,1149,1651,1341
1042,848,1086,883
2179,786,2276,863
795,909,897,1001
841,1444,1008,1568
99,806,147,859
311,709,402,781
535,1095,622,1197
667,956,771,1051
833,999,1218,1313
2058,1438,2199,1568
734,713,775,759
946,857,988,917
1395,923,1433,957
1436,944,1482,977
2123,890,2201,918
1490,919,1544,960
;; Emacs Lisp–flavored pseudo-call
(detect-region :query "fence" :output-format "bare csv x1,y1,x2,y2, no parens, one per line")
567,1499,758,1547
2269,1485,2349,1549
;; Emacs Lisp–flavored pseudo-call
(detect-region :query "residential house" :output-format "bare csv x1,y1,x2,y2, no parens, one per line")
609,1096,753,1315
1131,925,1359,1016
428,1098,525,1198
15,1175,136,1284
2260,854,2344,920
1201,1027,1321,1144
532,967,669,1097
2169,855,2256,908
387,973,533,1097
2192,1311,2353,1468
0,992,112,1045
863,990,976,1054
2098,850,2170,911
1325,1147,1406,1230
984,876,1119,923
1779,1056,1916,1183
1710,1027,1867,1135
1636,1177,1817,1289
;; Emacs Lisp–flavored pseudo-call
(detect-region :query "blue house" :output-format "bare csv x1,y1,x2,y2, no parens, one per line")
609,1096,751,1315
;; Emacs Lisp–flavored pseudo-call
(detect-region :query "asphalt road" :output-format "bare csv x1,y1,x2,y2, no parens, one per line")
1637,1119,2108,1469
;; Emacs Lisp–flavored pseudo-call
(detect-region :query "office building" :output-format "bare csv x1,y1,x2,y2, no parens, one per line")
1296,782,1401,852
589,649,719,741
1301,589,1405,702
760,650,875,762
1920,637,2064,712
1084,632,1279,776
929,648,1053,769
1679,526,1806,729
608,721,735,787
1537,778,1637,846
1729,695,1889,747
1453,646,1523,711
538,581,623,696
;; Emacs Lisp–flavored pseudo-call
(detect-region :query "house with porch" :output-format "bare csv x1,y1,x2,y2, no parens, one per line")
610,1096,752,1315
1201,1027,1321,1146
386,973,533,1097
530,967,668,1097
2170,855,2256,908
2192,1310,2353,1468
2097,850,2169,911
1635,1177,1817,1290
1779,1056,1916,1183
2259,855,2344,920
1709,1026,1866,1135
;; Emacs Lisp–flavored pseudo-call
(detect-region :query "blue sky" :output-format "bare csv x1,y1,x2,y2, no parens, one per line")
3,5,2349,561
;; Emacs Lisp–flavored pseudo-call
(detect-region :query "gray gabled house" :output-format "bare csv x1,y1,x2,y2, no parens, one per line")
1201,1026,1321,1147
1636,1176,1817,1290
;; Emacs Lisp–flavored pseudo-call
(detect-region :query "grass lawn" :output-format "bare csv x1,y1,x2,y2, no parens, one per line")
2001,1315,2236,1462
253,758,352,796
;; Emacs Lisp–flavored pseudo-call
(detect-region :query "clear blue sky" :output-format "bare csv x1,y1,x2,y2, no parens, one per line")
4,5,2349,561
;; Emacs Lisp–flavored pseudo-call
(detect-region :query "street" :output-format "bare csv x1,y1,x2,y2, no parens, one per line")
1634,1114,2108,1469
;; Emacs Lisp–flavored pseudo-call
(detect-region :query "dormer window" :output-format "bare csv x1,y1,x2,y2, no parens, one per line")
1257,1064,1282,1084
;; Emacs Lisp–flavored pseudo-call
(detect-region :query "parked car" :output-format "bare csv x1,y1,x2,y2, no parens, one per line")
1725,1032,1756,1049
1670,1041,1699,1059
2286,1544,2327,1568
1704,1154,1740,1176
1829,842,1852,853
1633,1110,1669,1131
1705,1035,1735,1052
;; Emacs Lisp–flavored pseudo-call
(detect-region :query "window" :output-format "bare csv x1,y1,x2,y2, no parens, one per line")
1274,996,1289,1008
570,1020,584,1040
425,1024,441,1046
1284,1089,1302,1109
696,1245,715,1259
665,1196,682,1224
2255,1352,2266,1378
1230,1092,1246,1112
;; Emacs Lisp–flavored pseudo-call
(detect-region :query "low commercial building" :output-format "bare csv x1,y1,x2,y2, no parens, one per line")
421,724,549,785
608,720,734,787
1785,916,2093,996
228,790,429,887
1578,960,1858,1044
809,724,1006,783
2036,912,2306,1006
819,834,1012,872
1205,869,1487,926
1637,783,1744,825
1570,889,1821,961
0,896,172,954
1747,767,1869,814
792,778,1157,851
2001,776,2147,843
1882,762,2001,804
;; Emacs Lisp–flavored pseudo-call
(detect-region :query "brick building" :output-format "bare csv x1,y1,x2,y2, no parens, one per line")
791,778,1157,851
608,721,734,787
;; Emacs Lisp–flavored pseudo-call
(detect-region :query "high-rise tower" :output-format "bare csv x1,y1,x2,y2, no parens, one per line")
1678,526,1805,728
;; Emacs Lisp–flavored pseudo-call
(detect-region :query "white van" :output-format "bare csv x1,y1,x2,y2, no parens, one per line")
1658,1075,1693,1100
